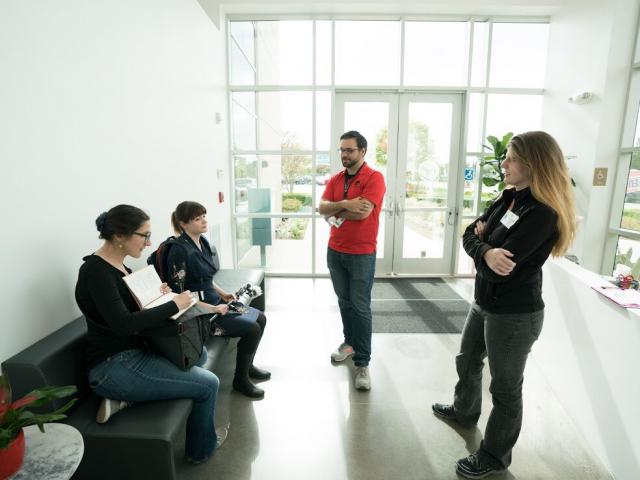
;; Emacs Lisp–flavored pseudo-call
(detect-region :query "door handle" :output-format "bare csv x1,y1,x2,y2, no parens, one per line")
386,199,394,217
447,207,459,226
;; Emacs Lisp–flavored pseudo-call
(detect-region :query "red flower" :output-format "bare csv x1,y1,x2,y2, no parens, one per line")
0,379,10,423
9,395,38,411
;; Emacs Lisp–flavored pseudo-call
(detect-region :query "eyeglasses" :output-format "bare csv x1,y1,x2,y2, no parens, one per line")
337,148,361,154
133,231,152,242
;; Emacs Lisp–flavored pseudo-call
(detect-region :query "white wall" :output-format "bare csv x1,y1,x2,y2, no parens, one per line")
0,0,231,364
542,0,639,272
534,258,640,480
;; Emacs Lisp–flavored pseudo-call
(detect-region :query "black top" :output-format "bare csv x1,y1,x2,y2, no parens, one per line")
75,254,179,369
165,233,221,305
463,187,559,314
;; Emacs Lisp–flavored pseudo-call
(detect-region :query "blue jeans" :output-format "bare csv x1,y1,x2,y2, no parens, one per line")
327,247,376,367
88,347,219,462
453,301,544,468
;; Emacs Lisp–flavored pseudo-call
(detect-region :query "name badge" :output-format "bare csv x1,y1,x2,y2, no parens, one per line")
500,210,519,229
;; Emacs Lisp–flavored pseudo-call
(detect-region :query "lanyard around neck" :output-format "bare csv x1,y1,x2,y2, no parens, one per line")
343,164,364,199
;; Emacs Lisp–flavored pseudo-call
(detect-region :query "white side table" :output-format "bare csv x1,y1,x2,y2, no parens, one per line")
11,423,84,480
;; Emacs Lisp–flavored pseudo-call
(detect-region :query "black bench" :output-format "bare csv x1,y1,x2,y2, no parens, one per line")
1,268,265,480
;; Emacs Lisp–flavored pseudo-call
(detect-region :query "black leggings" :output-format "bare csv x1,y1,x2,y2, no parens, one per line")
237,313,266,356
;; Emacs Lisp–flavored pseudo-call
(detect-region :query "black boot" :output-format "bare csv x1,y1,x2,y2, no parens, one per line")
249,365,271,380
233,352,264,399
249,314,271,381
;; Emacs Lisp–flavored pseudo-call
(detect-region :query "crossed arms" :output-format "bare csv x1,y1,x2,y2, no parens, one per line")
463,204,557,281
318,197,374,221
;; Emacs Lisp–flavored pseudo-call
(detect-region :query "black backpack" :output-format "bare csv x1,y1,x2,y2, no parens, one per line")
147,236,185,282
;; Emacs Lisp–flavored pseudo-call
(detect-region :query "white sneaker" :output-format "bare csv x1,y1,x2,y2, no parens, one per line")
354,366,371,391
215,426,229,448
96,397,130,424
331,343,355,362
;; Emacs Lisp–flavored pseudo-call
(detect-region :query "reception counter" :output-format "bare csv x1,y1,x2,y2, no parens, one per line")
534,258,640,480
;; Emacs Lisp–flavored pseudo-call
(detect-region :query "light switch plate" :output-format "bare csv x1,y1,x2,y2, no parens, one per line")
593,167,608,186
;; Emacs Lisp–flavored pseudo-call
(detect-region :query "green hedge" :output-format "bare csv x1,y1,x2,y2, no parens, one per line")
282,192,312,207
621,209,640,231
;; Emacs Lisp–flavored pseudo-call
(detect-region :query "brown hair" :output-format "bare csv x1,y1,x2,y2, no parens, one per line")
508,131,576,256
171,201,207,234
96,205,149,240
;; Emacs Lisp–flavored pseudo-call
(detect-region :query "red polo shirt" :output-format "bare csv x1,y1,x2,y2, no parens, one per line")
321,162,386,255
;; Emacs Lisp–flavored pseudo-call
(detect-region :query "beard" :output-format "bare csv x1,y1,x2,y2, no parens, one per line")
342,157,358,168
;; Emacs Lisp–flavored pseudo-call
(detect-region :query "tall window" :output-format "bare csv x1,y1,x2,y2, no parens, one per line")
228,18,549,275
604,23,640,275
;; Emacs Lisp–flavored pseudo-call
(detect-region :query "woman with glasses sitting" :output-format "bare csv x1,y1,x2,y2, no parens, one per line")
164,201,270,399
75,204,226,464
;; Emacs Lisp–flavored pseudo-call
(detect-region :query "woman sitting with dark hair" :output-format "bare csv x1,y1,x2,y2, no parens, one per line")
164,201,270,399
75,204,226,464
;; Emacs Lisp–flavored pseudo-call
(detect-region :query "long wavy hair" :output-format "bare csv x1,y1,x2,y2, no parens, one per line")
507,131,576,256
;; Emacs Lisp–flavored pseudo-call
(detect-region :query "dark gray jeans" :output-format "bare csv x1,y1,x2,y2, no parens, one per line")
453,301,544,468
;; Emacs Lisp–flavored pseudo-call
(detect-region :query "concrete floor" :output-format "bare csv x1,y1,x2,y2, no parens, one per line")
176,278,612,480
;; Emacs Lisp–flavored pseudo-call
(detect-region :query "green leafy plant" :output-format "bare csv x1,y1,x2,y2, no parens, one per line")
481,132,513,192
0,375,77,449
275,218,309,240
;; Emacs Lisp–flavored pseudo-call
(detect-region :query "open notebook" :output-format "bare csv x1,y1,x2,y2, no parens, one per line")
123,265,196,319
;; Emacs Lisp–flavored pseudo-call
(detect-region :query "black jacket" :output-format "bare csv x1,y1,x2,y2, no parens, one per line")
463,187,558,313
75,255,178,369
165,233,221,305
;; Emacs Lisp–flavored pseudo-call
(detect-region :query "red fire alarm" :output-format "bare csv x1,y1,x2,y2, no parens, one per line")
218,192,224,203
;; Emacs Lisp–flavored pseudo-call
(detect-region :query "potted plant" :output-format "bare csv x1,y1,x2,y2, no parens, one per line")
0,375,77,479
481,132,513,193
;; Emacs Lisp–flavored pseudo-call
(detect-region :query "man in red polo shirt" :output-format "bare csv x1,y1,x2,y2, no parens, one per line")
319,130,386,391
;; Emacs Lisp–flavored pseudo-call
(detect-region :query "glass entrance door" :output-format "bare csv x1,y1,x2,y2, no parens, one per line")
394,93,463,273
334,92,463,274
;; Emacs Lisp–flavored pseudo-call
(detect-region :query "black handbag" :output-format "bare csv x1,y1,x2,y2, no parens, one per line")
143,304,215,371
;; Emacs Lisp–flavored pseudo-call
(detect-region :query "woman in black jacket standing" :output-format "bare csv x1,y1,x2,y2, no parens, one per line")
432,131,577,479
165,201,270,399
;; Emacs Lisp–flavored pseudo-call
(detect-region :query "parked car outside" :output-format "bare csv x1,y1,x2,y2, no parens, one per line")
294,175,312,185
